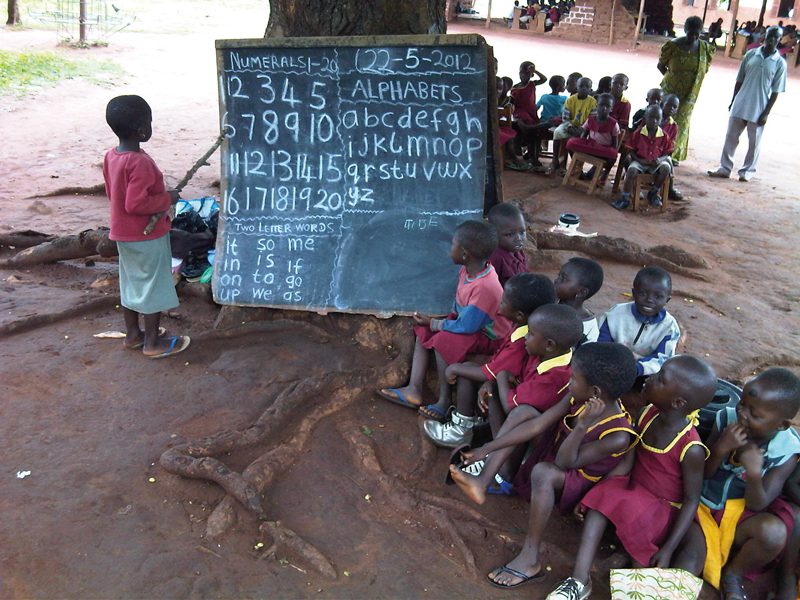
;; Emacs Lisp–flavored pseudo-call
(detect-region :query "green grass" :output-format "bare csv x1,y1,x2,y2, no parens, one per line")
0,49,124,94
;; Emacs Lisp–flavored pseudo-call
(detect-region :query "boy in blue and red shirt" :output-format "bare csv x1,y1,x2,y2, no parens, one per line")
612,105,674,210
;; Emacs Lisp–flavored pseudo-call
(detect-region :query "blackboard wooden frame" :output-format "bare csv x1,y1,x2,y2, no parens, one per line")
213,34,502,317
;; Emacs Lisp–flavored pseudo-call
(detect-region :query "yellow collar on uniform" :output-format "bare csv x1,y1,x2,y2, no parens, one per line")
537,350,573,374
511,325,528,342
644,125,665,138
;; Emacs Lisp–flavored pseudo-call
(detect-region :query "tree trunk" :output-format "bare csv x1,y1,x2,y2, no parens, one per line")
7,0,20,25
265,0,445,37
757,0,767,27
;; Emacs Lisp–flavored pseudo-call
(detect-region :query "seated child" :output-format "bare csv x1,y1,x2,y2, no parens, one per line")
378,220,510,414
565,71,582,96
631,87,663,131
550,77,596,175
609,73,631,130
660,93,684,201
449,304,584,494
487,203,529,286
593,76,612,97
497,77,524,169
528,75,567,171
103,95,190,358
510,61,548,165
485,343,640,589
422,273,556,443
676,368,800,600
611,104,674,210
554,257,604,345
565,93,620,185
597,265,679,378
450,342,637,525
546,355,717,600
775,461,800,600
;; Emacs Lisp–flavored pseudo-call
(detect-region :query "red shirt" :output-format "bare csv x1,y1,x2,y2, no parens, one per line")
103,148,171,242
625,125,674,162
661,117,679,146
509,350,573,411
489,246,528,287
511,82,539,125
610,96,631,129
481,325,529,381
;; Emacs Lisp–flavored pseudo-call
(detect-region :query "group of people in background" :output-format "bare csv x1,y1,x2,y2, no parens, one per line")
507,0,574,33
377,200,800,600
496,16,787,205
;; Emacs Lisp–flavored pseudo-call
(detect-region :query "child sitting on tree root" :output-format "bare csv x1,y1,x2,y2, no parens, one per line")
377,220,510,420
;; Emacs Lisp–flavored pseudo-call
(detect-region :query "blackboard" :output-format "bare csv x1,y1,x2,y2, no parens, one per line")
212,34,500,316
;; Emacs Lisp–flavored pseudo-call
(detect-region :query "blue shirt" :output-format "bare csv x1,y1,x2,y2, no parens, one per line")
537,93,567,122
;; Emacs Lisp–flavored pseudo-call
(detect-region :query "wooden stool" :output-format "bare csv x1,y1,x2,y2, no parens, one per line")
562,152,607,195
632,173,671,212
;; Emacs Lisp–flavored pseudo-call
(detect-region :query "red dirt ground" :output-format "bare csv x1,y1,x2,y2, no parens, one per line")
1,9,798,599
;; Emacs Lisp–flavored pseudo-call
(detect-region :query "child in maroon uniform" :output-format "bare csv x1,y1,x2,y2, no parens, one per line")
422,273,556,443
565,93,620,185
545,355,716,600
448,304,583,498
103,95,190,359
611,104,674,210
477,342,639,588
378,220,509,417
487,203,529,286
510,61,548,163
609,73,631,130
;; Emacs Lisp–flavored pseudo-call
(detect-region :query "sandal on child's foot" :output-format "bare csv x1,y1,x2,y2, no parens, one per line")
486,474,514,495
418,403,448,422
719,573,747,600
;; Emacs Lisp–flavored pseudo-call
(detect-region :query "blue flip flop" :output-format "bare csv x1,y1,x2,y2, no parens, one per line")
418,403,447,422
486,474,514,496
377,388,421,409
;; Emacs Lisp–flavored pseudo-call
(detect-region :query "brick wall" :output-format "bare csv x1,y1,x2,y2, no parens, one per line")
550,0,638,44
561,4,596,26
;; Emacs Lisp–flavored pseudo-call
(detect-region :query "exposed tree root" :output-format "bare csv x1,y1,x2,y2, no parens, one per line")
0,230,56,249
30,183,106,198
0,294,119,338
259,521,338,580
159,316,414,540
534,231,710,282
0,229,116,268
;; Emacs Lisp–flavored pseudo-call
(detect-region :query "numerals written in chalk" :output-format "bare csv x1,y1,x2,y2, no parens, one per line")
226,75,328,110
225,184,374,216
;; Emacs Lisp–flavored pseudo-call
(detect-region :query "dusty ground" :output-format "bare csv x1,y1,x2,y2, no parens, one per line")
1,6,798,599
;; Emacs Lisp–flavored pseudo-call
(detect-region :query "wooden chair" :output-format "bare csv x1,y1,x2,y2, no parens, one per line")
631,173,671,212
562,152,608,195
562,131,626,196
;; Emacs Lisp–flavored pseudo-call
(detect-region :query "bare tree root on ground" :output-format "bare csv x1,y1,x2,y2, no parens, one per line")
533,231,711,282
0,229,116,268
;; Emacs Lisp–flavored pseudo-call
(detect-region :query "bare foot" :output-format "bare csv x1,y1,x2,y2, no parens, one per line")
488,553,541,586
449,464,486,505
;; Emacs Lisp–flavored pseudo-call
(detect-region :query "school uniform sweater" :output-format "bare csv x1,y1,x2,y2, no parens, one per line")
597,302,680,376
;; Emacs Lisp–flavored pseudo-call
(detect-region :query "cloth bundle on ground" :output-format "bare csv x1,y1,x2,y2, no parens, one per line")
169,197,218,278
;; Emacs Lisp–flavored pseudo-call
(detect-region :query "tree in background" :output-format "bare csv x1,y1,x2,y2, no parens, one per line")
7,0,21,25
265,0,445,37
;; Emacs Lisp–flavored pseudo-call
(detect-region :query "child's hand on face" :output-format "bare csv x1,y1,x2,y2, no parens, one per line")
738,442,765,475
576,396,605,429
412,312,431,326
718,423,748,455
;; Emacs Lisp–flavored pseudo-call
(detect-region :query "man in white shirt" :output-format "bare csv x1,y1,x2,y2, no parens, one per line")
708,26,787,182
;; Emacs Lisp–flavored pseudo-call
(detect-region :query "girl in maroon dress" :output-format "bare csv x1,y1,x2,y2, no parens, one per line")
565,93,620,186
510,60,547,167
544,355,717,600
450,342,639,589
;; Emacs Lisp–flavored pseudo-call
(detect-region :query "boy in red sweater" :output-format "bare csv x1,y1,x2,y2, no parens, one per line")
103,95,190,358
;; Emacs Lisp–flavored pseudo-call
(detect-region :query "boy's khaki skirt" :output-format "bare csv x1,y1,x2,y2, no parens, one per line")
117,234,179,315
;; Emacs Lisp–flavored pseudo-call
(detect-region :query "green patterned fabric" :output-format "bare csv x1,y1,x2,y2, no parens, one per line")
659,39,716,161
609,568,703,600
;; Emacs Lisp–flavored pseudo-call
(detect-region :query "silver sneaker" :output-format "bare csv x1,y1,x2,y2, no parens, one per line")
423,410,479,448
546,577,591,600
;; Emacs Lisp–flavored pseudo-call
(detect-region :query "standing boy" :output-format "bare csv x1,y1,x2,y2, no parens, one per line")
708,26,787,182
